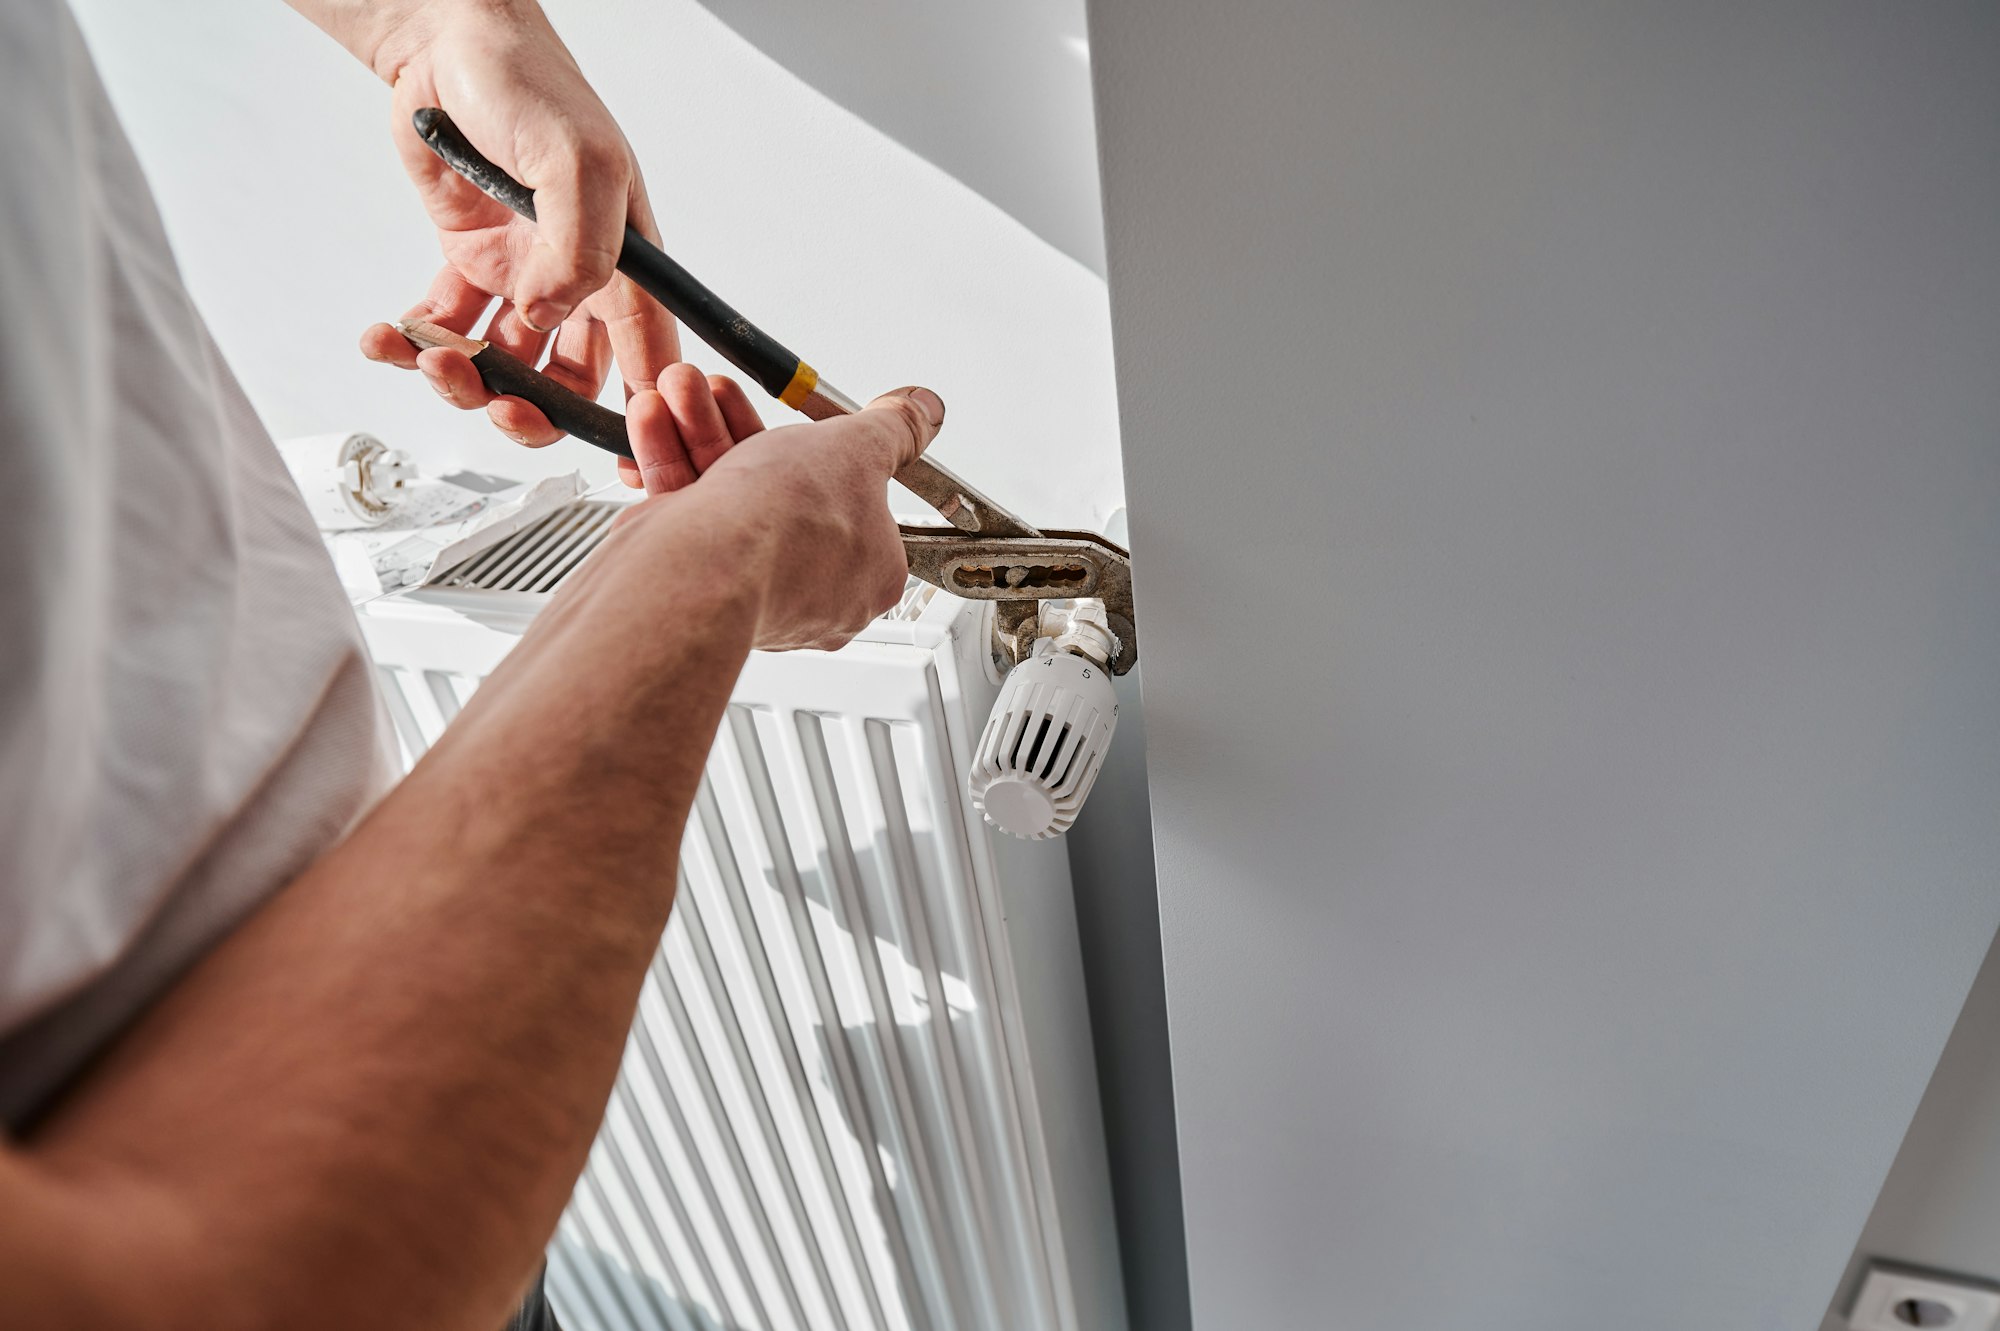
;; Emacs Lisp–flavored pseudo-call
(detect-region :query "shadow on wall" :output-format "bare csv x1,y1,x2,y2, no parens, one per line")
690,0,1106,274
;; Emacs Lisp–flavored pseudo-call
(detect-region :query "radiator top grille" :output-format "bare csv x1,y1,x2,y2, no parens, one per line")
427,497,940,618
433,498,621,593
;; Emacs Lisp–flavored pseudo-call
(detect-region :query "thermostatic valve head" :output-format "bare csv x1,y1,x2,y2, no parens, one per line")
970,643,1120,840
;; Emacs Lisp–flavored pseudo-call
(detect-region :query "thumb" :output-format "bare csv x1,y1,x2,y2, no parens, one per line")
856,386,947,474
513,140,631,332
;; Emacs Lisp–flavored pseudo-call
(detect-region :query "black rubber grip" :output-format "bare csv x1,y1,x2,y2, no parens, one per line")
613,235,801,400
413,107,806,401
471,344,631,458
412,107,539,219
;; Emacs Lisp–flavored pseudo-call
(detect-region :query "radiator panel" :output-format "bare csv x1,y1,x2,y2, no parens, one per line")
361,587,1115,1331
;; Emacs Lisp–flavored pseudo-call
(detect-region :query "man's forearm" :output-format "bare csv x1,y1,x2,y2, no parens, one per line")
4,506,765,1330
285,0,549,83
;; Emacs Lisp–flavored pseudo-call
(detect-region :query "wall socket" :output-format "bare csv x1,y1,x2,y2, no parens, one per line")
1849,1263,2000,1331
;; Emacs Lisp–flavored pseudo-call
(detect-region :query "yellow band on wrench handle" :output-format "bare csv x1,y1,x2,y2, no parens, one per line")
777,361,820,410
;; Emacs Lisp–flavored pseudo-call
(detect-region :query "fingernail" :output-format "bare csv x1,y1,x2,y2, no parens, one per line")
427,375,453,400
521,300,565,334
908,387,946,426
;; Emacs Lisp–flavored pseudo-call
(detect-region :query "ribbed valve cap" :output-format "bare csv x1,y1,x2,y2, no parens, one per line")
970,648,1119,839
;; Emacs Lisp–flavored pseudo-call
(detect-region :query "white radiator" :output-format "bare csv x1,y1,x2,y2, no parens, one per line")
356,499,1126,1331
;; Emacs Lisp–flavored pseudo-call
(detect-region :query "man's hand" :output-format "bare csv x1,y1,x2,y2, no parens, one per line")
295,0,678,454
582,372,947,652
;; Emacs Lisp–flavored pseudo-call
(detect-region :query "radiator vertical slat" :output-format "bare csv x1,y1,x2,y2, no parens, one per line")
601,1079,717,1331
396,666,450,739
650,931,792,1331
801,712,1004,1330
374,665,482,762
693,766,900,1331
668,865,850,1331
863,719,1019,1328
889,708,1069,1330
553,1209,644,1331
774,710,962,1331
733,705,940,1330
543,1239,608,1331
912,702,1080,1331
614,1031,734,1326
626,983,760,1329
574,1164,675,1331
375,666,430,764
595,1094,705,1331
422,670,462,725
445,671,481,710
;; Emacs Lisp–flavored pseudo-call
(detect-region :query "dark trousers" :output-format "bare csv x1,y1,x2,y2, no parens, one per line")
505,1264,562,1331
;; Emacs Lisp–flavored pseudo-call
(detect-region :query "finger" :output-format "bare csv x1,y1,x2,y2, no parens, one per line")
361,323,424,369
486,314,613,448
414,347,495,409
543,316,614,402
513,135,631,331
617,457,643,489
596,173,682,394
660,364,734,474
407,266,498,331
710,375,765,442
599,278,681,396
481,301,553,366
362,268,497,367
485,397,561,447
855,386,947,473
628,389,696,496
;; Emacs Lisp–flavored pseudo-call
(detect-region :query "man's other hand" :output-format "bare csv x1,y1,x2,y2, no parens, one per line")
305,0,680,453
582,381,948,655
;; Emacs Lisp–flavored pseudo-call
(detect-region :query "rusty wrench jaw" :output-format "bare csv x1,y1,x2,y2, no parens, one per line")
796,371,1140,672
899,526,1138,676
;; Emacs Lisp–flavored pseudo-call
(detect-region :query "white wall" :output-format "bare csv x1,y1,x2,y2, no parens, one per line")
694,0,1105,274
67,0,1124,532
1088,1,2000,1328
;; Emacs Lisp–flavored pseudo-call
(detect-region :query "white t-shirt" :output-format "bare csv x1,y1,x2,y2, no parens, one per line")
0,1,396,1129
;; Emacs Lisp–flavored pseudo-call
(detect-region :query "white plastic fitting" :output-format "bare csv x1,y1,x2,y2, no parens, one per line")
276,432,416,529
970,632,1120,840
